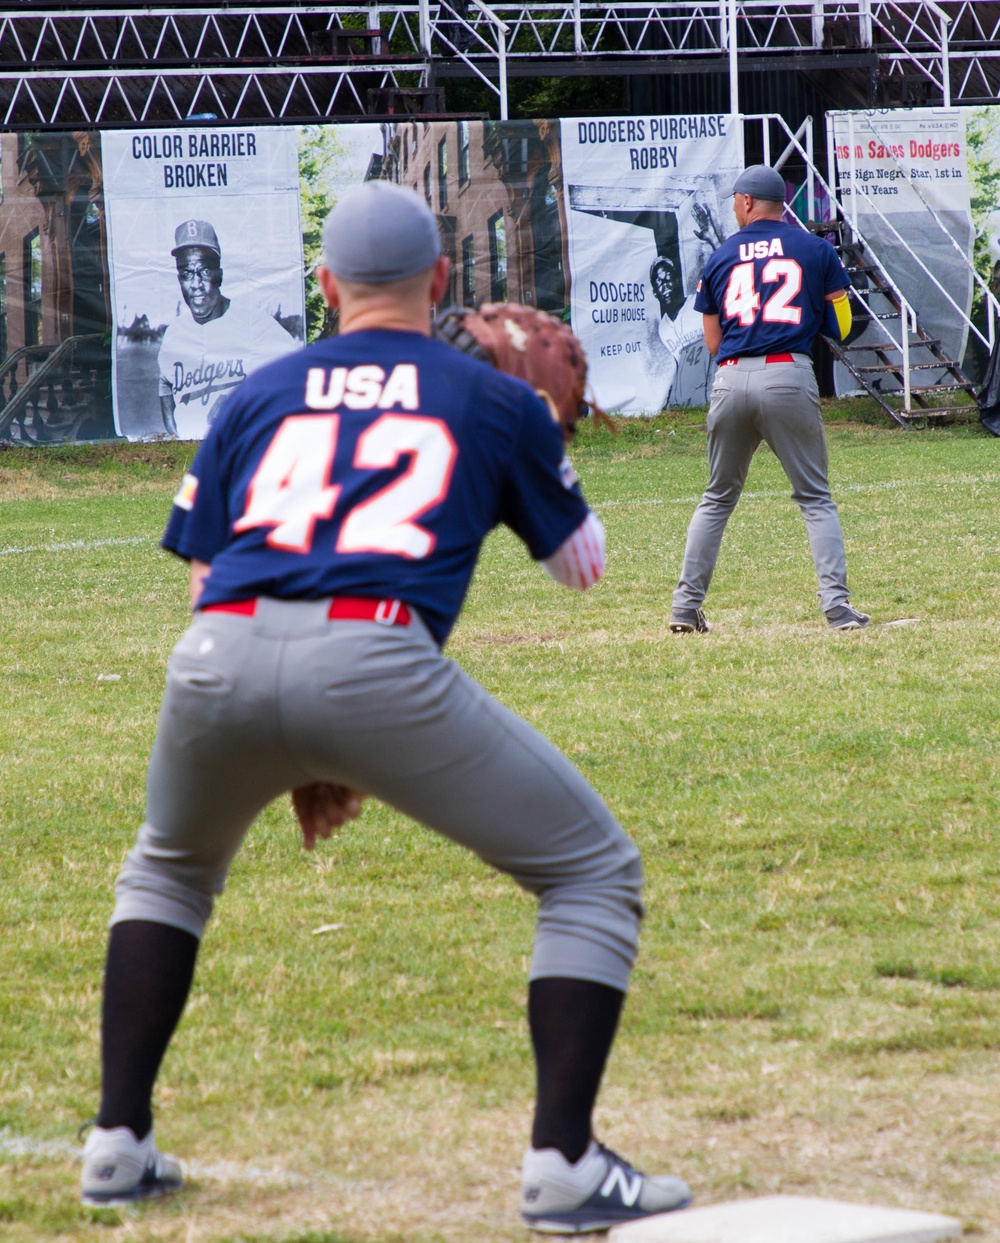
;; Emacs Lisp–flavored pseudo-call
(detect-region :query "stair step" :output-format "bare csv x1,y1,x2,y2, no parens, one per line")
840,340,942,352
907,383,976,395
896,407,979,420
854,362,961,373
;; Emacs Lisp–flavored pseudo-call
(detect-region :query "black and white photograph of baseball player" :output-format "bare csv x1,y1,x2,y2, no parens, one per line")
561,116,741,414
648,250,706,407
102,126,305,441
157,219,299,438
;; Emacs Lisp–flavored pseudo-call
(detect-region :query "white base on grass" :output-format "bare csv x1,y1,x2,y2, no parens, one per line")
609,1195,961,1243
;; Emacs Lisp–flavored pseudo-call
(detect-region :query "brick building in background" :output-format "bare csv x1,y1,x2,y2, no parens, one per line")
382,118,568,314
0,131,111,440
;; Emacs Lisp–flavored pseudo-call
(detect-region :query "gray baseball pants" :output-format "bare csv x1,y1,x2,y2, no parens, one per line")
672,354,851,615
112,599,643,993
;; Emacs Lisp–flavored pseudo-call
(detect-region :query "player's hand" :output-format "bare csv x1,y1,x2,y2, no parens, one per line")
292,782,366,851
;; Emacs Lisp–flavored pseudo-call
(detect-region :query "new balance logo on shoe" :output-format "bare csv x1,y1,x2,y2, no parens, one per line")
520,1140,692,1234
599,1163,643,1207
81,1126,183,1206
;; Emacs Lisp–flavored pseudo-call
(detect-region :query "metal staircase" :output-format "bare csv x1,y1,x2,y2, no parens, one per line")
828,223,979,427
0,335,112,443
746,112,986,428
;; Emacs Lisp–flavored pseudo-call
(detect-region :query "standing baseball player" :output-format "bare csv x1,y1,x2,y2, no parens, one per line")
670,164,868,634
158,220,298,439
80,183,691,1234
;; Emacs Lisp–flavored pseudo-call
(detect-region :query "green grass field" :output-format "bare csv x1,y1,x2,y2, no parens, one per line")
2,410,1000,1242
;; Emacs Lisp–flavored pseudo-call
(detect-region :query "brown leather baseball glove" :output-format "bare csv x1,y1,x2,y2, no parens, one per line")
434,303,615,442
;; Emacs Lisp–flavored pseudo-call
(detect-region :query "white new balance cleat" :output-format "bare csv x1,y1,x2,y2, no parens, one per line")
81,1125,183,1205
521,1140,692,1234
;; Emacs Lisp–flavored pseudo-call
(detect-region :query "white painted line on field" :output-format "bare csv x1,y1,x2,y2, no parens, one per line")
0,535,157,557
184,1158,307,1188
594,472,1000,510
0,1132,77,1159
0,1130,306,1188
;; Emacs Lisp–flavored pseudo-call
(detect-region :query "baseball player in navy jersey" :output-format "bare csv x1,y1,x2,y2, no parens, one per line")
670,164,868,634
80,183,692,1233
159,220,297,440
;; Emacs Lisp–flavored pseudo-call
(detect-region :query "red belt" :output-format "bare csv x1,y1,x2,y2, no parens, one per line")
201,596,411,626
719,353,795,367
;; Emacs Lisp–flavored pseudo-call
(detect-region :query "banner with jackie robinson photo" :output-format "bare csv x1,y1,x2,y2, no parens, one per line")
831,108,972,393
102,126,305,441
561,115,742,414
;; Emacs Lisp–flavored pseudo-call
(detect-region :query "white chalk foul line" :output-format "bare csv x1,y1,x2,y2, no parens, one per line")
0,1130,307,1188
0,535,157,557
593,472,1000,510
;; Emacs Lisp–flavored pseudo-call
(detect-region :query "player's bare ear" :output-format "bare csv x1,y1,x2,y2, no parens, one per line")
316,265,341,310
429,255,450,306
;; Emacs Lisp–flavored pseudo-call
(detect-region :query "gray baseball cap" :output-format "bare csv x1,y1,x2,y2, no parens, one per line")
322,181,442,283
731,165,786,202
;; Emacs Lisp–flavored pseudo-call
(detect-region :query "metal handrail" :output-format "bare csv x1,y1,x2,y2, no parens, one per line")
418,0,510,117
0,334,104,435
0,341,52,392
830,107,998,349
839,110,992,354
745,113,921,399
747,110,986,416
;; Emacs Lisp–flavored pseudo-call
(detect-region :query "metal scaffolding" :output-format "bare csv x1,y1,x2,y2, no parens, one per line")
0,2,998,126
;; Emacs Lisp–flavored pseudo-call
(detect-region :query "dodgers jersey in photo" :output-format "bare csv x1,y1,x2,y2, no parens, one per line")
163,328,589,646
695,220,851,361
158,298,298,438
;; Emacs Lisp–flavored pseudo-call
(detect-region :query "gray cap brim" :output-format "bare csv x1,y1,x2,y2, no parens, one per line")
322,181,442,283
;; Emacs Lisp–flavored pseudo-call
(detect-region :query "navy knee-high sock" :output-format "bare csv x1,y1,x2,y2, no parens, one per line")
95,920,200,1139
528,977,624,1164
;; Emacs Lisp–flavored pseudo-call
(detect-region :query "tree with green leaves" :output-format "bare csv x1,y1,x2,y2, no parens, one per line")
298,124,352,341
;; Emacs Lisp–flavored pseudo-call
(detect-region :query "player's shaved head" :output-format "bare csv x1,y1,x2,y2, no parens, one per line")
316,253,451,338
334,264,436,305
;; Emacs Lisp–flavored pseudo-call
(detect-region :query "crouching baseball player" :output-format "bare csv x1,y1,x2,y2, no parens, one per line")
670,164,868,635
80,182,692,1233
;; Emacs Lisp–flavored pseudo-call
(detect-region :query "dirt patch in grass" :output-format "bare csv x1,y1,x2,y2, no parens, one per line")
4,1060,999,1242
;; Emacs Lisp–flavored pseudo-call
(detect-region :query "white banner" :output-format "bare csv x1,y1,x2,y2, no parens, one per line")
561,116,742,414
831,109,973,393
103,126,305,441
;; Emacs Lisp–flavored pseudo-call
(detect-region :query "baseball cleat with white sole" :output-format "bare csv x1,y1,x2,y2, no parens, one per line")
825,603,870,631
521,1140,692,1233
81,1125,183,1205
669,608,711,634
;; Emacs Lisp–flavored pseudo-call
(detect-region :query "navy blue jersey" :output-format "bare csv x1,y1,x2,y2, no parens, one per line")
694,220,851,362
162,329,589,647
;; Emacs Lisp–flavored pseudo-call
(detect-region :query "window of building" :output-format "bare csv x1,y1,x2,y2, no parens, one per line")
0,253,7,360
403,131,409,171
424,164,432,208
461,234,476,306
488,211,507,303
505,136,529,177
437,136,448,210
458,121,470,186
23,229,42,347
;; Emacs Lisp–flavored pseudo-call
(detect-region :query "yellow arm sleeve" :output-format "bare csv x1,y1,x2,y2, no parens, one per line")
824,290,852,341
